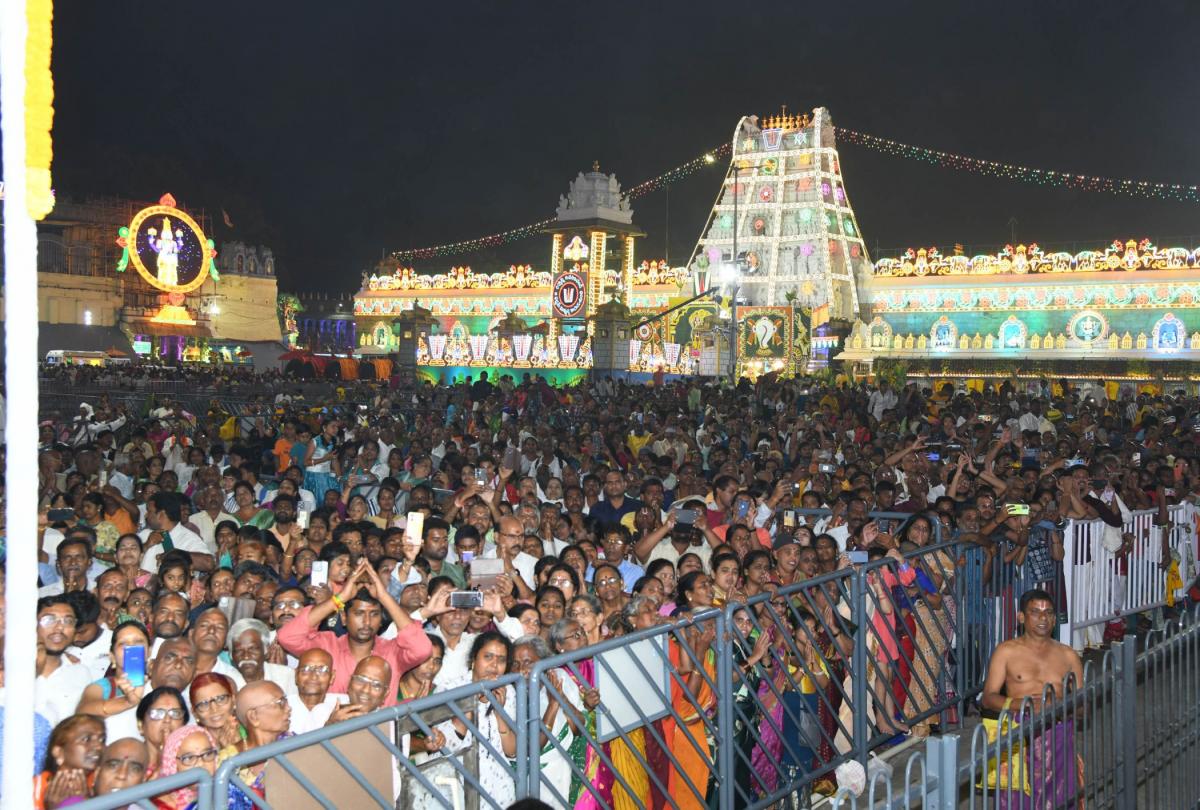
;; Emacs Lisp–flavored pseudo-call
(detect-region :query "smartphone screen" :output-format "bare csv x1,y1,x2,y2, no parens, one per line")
847,551,869,564
736,501,750,519
503,447,520,471
449,591,484,609
310,561,329,587
404,511,425,543
296,509,310,530
123,645,147,687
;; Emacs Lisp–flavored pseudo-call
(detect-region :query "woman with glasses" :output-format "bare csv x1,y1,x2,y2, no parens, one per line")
508,603,542,638
568,594,604,646
548,618,601,806
136,687,189,779
544,563,581,601
188,672,243,750
511,635,583,810
558,546,589,593
152,725,220,810
665,572,718,809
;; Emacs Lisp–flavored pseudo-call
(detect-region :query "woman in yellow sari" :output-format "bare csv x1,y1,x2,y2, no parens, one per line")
664,571,718,810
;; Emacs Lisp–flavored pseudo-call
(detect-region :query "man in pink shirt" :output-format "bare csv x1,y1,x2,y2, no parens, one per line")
277,559,447,705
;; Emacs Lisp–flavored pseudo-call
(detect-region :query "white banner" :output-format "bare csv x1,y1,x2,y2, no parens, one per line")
628,339,642,366
428,334,447,361
558,334,580,363
512,334,532,362
469,335,489,361
664,342,681,367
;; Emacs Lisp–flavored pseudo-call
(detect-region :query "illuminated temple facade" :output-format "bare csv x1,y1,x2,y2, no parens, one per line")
837,238,1200,379
354,166,695,383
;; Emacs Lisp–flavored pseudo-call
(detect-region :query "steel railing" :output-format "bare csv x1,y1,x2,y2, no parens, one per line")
1060,503,1198,650
77,528,1200,809
829,605,1200,809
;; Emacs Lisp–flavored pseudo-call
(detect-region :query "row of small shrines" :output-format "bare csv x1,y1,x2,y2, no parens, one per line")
849,329,1198,352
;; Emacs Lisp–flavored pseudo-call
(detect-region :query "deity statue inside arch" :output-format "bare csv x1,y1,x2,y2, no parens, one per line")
147,216,182,285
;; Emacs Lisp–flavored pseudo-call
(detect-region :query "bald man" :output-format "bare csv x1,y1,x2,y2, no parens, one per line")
327,655,392,725
236,681,292,752
92,738,150,796
287,649,344,735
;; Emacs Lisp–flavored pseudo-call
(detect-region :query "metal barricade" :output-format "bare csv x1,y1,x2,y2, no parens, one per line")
1060,505,1196,650
83,567,1200,810
68,768,214,810
720,566,859,808
199,675,528,810
525,609,724,809
1136,606,1200,809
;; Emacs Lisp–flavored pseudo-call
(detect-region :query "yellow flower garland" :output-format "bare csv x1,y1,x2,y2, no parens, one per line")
25,0,54,220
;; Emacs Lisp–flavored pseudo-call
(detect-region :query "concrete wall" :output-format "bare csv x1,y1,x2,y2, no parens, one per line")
201,274,281,343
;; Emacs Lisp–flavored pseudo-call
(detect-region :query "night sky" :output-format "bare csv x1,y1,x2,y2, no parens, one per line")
44,1,1200,292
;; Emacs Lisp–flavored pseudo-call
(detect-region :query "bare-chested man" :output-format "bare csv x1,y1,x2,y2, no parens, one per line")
983,588,1083,712
982,587,1084,807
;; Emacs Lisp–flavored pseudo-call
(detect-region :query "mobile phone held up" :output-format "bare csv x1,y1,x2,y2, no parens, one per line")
1006,503,1031,516
674,508,698,525
310,561,329,588
123,645,147,687
449,591,484,610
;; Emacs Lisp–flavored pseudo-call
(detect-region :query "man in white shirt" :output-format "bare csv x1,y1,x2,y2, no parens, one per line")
35,596,96,725
1018,399,1044,434
868,381,898,423
230,618,297,695
287,649,345,735
38,536,101,597
479,516,537,593
188,485,235,555
139,491,214,572
429,590,524,690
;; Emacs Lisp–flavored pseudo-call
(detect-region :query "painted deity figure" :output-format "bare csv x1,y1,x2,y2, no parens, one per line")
752,316,778,351
148,216,182,285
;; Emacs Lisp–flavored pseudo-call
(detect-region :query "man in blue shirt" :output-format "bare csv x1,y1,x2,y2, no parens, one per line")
586,524,645,592
588,470,642,526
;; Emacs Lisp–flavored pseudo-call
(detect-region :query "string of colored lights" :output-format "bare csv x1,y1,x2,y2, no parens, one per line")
391,143,733,262
391,126,1199,262
833,127,1200,203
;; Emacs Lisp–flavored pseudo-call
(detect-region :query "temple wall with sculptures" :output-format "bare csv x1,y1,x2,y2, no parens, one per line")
838,238,1200,370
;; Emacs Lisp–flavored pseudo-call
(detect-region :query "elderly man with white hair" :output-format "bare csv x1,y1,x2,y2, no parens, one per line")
229,617,297,694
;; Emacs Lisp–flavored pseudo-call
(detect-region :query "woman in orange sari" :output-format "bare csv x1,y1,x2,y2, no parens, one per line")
664,571,718,810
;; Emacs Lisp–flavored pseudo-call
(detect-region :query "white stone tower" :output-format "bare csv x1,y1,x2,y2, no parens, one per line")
689,107,872,322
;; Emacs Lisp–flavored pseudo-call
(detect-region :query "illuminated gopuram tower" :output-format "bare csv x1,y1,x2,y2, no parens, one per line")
544,163,644,330
690,107,873,322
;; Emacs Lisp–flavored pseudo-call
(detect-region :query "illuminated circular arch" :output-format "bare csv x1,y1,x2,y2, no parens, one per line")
126,199,211,294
